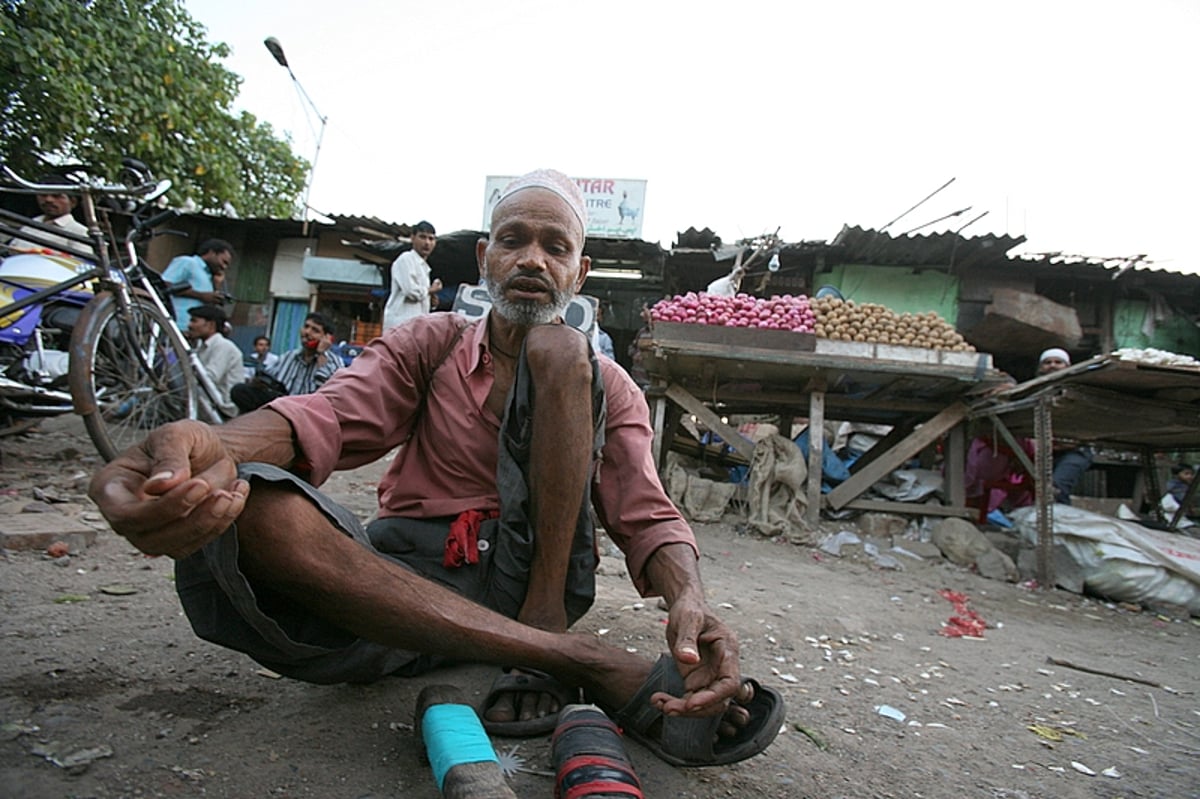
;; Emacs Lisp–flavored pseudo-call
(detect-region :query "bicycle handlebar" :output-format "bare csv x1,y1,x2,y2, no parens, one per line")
0,162,164,198
133,208,179,234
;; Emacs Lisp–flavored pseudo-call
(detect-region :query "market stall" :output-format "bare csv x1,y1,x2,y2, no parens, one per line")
639,321,1009,525
967,352,1200,585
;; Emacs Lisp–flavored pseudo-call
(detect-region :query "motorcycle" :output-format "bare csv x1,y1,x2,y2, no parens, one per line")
0,251,95,424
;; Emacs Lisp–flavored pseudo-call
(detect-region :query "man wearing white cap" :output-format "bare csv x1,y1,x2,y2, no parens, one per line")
86,168,783,768
1037,347,1071,375
1036,347,1094,502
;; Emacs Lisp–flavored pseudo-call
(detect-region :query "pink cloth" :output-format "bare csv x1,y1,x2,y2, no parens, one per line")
964,436,1036,515
269,312,696,594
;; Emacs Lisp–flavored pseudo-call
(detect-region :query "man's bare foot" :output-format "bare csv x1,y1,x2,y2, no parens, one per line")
481,668,579,733
564,650,781,766
558,646,754,742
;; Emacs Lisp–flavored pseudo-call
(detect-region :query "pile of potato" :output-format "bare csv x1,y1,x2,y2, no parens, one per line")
813,296,975,352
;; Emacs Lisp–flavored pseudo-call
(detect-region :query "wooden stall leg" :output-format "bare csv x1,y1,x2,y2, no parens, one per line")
663,384,756,462
1143,447,1166,525
1034,398,1055,590
648,389,668,474
945,423,966,509
805,387,825,527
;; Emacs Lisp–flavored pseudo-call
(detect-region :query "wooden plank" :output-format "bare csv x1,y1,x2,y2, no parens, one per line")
645,341,995,384
700,388,949,416
847,419,915,475
649,394,667,472
842,499,974,519
1034,399,1055,589
805,388,825,526
651,322,816,352
663,384,757,461
826,402,969,510
987,414,1036,477
946,424,966,508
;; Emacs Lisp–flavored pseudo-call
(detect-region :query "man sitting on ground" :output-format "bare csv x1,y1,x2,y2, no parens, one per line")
244,335,280,380
185,304,243,420
230,312,340,414
88,169,783,767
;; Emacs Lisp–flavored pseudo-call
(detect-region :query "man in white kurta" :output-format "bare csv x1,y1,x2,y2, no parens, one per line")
383,221,442,329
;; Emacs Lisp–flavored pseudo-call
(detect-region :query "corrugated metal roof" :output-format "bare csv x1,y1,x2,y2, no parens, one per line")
326,214,410,239
831,225,1026,269
1014,252,1200,281
176,211,411,238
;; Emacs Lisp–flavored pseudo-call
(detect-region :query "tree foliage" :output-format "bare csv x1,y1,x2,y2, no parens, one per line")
0,0,307,217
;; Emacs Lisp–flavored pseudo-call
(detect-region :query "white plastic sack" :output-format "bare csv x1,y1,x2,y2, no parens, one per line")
1011,505,1200,614
704,265,745,297
873,469,943,502
1159,493,1196,529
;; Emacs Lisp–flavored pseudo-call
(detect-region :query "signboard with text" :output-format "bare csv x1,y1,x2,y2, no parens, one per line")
452,284,597,338
483,176,647,240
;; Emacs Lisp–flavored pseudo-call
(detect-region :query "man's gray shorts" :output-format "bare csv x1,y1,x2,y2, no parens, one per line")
175,332,606,685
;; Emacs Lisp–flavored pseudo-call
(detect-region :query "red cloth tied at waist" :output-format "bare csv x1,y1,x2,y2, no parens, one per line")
443,509,500,568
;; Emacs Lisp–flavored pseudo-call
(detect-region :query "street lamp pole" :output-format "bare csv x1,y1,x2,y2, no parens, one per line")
264,36,327,233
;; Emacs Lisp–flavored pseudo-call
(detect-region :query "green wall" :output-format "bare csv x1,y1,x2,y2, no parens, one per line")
819,264,960,324
1113,299,1200,355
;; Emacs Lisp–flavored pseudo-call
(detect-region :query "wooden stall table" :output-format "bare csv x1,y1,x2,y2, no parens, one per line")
639,322,1009,526
967,353,1200,587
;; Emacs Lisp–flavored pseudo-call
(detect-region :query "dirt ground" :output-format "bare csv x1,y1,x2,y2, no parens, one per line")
2,415,1198,799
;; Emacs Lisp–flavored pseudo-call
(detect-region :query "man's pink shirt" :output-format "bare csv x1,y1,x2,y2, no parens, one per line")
268,313,697,593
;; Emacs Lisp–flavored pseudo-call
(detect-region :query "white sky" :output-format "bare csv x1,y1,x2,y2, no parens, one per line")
185,0,1199,272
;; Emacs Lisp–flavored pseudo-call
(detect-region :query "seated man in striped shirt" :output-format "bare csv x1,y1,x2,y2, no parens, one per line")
231,312,339,413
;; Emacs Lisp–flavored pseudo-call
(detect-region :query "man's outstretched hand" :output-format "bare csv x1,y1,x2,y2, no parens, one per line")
652,590,743,718
89,420,248,559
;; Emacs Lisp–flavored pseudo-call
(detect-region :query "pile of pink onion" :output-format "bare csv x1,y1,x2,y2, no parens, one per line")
650,292,816,332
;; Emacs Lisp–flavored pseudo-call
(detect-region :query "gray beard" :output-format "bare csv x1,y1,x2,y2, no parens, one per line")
485,273,573,327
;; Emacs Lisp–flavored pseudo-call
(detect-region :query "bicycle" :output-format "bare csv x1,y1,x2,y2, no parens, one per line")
0,159,226,460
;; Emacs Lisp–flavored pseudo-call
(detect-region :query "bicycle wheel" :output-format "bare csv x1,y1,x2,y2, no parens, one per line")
68,290,196,461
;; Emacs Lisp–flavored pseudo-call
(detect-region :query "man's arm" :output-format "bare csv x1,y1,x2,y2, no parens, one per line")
396,252,426,302
640,542,742,716
88,410,298,558
163,257,222,304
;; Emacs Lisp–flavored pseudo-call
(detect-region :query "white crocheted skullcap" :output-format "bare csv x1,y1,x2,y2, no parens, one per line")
497,169,588,232
1039,347,1071,365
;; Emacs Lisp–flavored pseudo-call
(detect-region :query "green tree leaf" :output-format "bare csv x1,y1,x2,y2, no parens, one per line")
0,0,307,217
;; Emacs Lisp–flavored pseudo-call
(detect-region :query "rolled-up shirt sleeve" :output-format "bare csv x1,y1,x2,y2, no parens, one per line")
593,363,698,595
